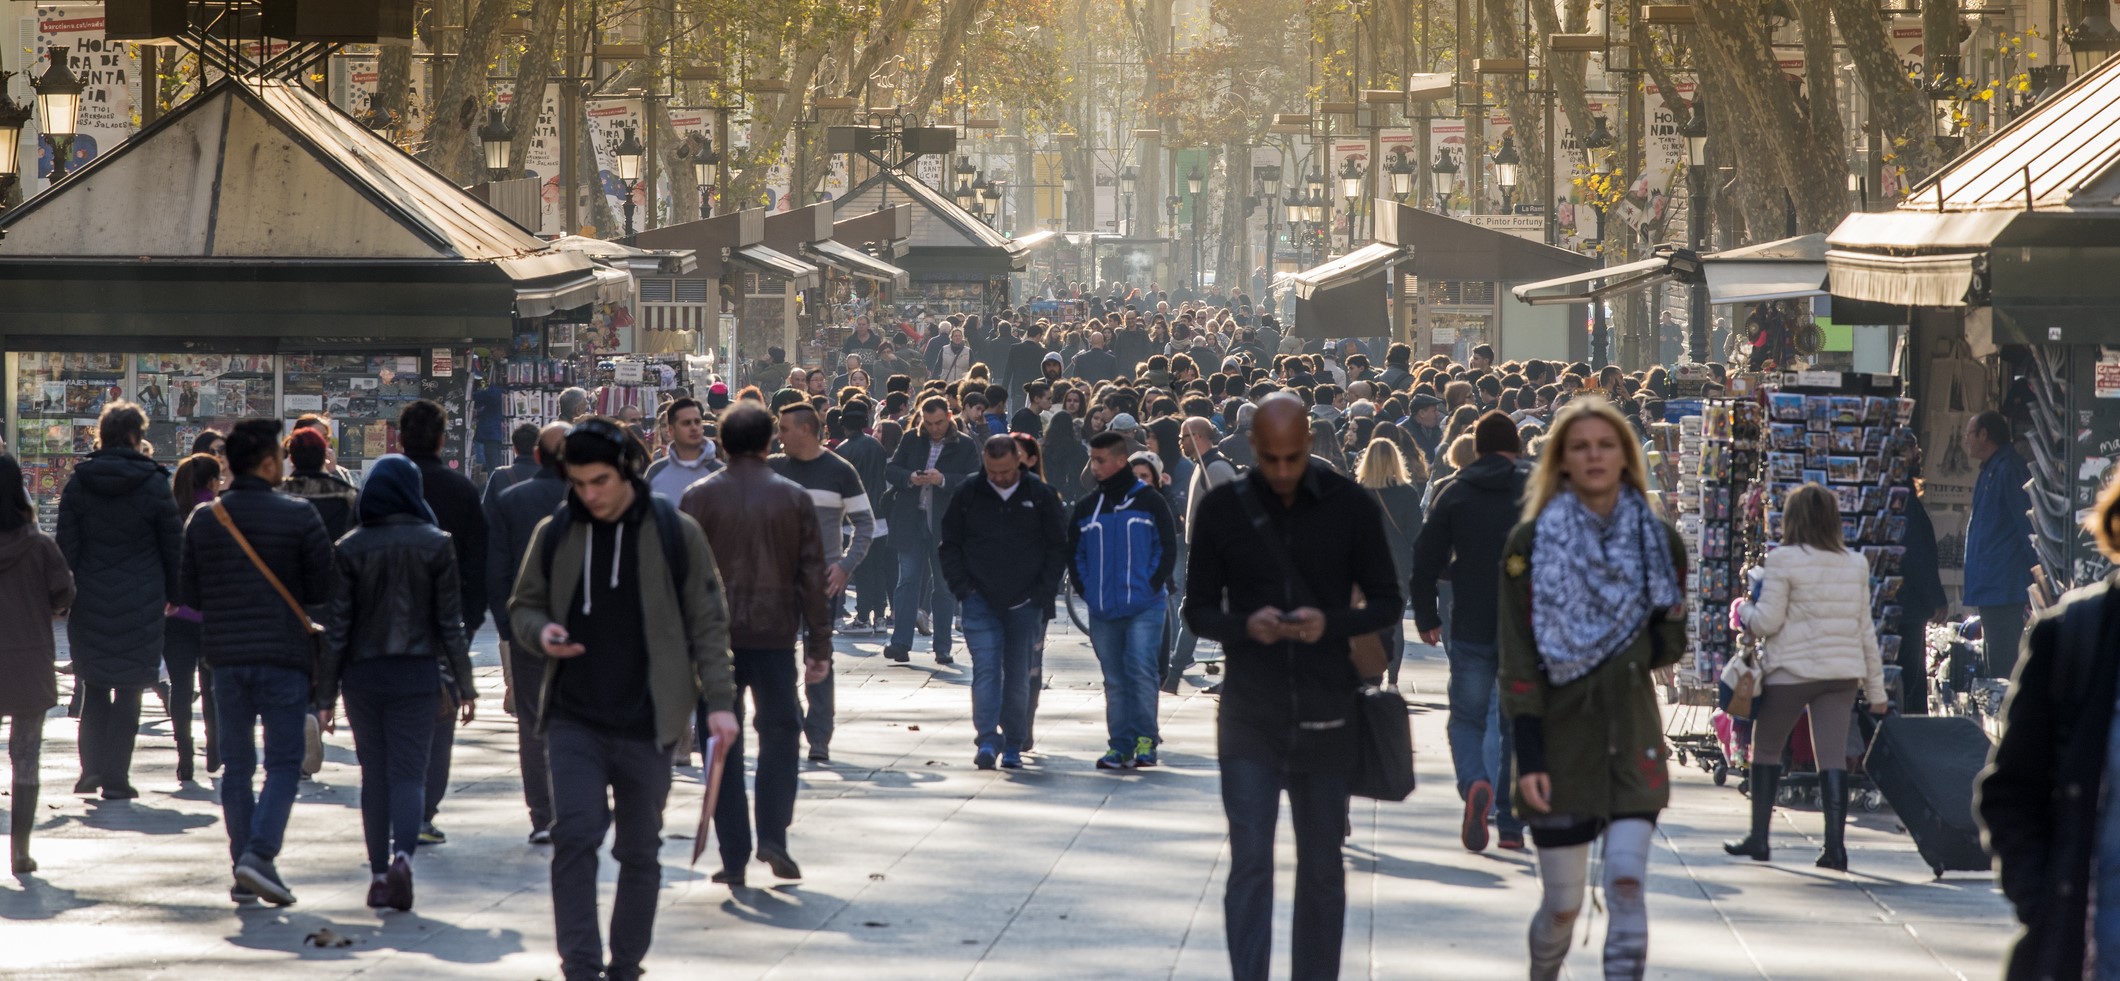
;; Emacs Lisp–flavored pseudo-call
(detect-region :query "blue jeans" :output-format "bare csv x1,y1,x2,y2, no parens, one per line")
1168,548,1197,677
1087,604,1166,751
341,657,439,873
1445,638,1521,835
889,539,955,655
214,663,311,863
960,594,1042,752
1221,756,1349,981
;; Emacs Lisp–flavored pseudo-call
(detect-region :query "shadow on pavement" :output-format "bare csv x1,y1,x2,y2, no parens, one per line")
0,874,95,919
717,883,848,932
225,907,525,963
45,798,218,835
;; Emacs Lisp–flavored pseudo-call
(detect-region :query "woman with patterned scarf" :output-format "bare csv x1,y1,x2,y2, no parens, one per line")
1496,400,1687,981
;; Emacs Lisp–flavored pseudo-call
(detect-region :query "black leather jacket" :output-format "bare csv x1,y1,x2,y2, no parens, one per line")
315,514,473,707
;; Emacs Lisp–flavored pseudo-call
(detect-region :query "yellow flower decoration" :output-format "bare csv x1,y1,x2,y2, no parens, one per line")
1505,554,1529,579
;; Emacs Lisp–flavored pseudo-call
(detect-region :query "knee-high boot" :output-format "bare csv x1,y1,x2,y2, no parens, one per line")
1816,769,1850,871
1723,764,1779,861
11,781,37,874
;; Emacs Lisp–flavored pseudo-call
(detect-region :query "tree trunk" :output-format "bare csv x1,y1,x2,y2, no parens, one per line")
421,0,512,183
1826,0,1946,186
505,0,564,177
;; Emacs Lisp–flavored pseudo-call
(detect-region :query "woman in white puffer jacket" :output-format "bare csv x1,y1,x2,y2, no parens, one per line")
1723,483,1888,872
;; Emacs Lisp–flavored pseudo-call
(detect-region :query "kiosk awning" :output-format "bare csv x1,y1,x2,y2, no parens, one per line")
1292,242,1403,299
1510,255,1676,305
806,238,909,286
730,244,822,289
1824,250,1982,308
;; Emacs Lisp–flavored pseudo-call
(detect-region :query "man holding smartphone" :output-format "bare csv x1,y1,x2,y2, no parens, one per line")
882,396,979,665
509,418,736,981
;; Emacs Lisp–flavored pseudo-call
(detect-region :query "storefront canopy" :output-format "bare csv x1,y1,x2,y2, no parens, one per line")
1377,202,1600,283
0,78,600,342
806,238,909,286
1510,253,1683,306
1826,55,2120,341
766,203,909,286
730,244,822,289
1510,234,1826,307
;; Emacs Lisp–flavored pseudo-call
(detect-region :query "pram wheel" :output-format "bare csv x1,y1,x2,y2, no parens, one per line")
1205,663,1220,676
1713,762,1728,786
1675,747,1688,765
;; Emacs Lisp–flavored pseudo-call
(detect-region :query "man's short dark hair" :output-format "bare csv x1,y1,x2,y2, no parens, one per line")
962,392,988,411
886,374,912,394
96,400,148,450
1088,431,1129,453
1386,342,1412,367
779,402,821,434
561,417,633,472
983,433,1019,458
1473,410,1522,456
664,397,703,426
1972,409,2011,447
511,422,541,455
226,418,284,476
720,404,775,456
1473,344,1495,361
919,395,950,416
398,400,447,455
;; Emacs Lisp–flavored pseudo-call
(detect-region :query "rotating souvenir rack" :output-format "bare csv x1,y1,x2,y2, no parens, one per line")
1758,373,1917,707
1681,399,1766,689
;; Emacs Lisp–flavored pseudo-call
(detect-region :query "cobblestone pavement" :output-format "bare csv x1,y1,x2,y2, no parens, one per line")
4,618,2011,979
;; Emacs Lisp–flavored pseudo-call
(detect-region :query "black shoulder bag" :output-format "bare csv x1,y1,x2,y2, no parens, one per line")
1234,484,1415,802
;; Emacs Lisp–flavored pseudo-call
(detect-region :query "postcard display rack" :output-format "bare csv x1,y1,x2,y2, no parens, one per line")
1675,399,1764,692
1758,374,1917,704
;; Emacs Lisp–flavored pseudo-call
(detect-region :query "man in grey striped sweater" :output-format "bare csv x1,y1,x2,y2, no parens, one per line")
769,403,875,763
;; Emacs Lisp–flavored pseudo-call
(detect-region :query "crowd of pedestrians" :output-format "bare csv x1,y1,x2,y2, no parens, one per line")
0,285,2061,980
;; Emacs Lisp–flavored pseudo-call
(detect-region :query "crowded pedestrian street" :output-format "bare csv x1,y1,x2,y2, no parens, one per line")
3,623,2008,980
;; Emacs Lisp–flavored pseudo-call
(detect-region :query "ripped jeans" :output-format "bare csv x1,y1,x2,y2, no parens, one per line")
1529,816,1655,981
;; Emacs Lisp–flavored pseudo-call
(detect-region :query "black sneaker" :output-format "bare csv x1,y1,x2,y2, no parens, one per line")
234,853,296,906
974,746,998,770
807,748,830,764
883,645,910,663
756,843,803,880
709,868,746,887
230,883,258,905
934,651,955,666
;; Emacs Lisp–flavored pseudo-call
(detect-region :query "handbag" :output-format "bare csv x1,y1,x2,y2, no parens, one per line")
1234,484,1415,801
212,501,328,775
1721,651,1761,719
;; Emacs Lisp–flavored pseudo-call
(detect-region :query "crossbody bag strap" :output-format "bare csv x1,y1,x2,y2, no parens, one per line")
211,500,323,634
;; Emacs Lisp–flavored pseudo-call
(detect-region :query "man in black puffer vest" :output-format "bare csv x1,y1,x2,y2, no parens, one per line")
180,418,335,905
57,400,182,801
398,399,488,847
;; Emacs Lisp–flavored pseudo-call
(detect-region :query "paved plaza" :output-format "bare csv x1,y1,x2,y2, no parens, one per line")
2,618,2012,980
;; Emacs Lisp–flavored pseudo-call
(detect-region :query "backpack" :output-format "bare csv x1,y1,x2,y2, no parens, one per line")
540,493,690,590
1074,481,1165,620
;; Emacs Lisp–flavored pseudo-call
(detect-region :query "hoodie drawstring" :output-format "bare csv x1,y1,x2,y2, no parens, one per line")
578,521,627,616
611,522,624,590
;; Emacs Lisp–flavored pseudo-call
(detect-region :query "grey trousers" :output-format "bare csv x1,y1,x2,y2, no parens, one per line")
508,642,553,832
546,718,672,981
1751,679,1860,770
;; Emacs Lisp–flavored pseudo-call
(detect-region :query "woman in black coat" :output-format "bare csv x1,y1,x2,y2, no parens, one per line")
1977,478,2120,981
1354,437,1424,688
55,403,183,800
1041,411,1088,507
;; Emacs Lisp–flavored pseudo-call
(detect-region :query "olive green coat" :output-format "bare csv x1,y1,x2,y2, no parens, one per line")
1496,519,1687,823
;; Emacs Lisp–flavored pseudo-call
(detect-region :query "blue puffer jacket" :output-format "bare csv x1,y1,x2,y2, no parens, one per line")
56,448,182,687
179,475,337,674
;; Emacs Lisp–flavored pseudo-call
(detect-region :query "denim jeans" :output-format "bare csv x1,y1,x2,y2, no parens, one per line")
1221,756,1349,981
1087,604,1166,751
711,648,802,873
546,718,671,981
341,657,439,873
889,539,956,655
214,663,311,863
1445,638,1521,835
1168,548,1197,678
959,594,1042,752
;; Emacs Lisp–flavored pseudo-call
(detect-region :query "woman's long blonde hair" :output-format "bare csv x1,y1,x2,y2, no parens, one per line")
1521,399,1651,522
1356,437,1411,489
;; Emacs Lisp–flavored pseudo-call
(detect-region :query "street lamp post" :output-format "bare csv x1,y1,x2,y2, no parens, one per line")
1338,156,1364,249
682,134,721,219
1431,148,1459,215
1304,169,1326,262
1119,165,1138,236
1186,164,1203,292
31,46,84,183
1387,148,1414,203
477,107,515,183
1493,134,1521,214
1260,164,1282,281
954,155,978,212
614,125,645,237
1681,100,1711,362
2066,12,2120,76
0,73,31,210
1165,194,1183,285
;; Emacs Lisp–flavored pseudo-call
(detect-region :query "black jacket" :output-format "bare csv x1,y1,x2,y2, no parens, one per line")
281,469,360,542
1896,492,1948,619
1216,430,1254,470
939,472,1069,615
1067,470,1179,597
1068,348,1119,383
1003,339,1048,391
179,476,337,674
485,468,569,646
56,448,183,686
316,514,474,707
883,428,981,542
1409,453,1526,645
1010,407,1045,438
1182,465,1401,769
1977,580,2118,981
409,453,488,634
481,454,542,510
836,434,888,528
1365,482,1425,584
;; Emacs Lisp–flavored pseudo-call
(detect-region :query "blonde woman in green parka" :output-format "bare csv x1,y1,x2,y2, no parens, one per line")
1497,400,1686,981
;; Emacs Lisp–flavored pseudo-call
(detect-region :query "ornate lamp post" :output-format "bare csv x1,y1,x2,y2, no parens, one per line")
1387,147,1414,202
31,47,85,183
1186,165,1204,292
1338,156,1364,248
1681,99,1711,361
1431,148,1459,215
0,73,31,209
477,107,515,182
954,155,978,211
1119,165,1138,235
2066,12,2120,76
1259,164,1283,278
614,125,645,236
1493,134,1521,213
682,134,721,219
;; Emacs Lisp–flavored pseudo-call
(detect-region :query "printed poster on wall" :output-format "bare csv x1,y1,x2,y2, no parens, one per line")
1637,77,1692,233
328,46,431,145
587,99,644,227
33,5,139,188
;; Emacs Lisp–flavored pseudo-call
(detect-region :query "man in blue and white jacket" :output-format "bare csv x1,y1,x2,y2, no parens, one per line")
1069,430,1178,769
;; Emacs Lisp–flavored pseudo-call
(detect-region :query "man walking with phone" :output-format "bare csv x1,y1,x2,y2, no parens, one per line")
509,417,737,981
882,396,979,665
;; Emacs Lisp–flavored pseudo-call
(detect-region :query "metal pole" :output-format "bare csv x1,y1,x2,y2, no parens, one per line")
1688,164,1709,361
561,0,579,234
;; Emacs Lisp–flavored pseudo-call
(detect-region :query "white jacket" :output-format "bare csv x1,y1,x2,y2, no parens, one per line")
1737,544,1888,704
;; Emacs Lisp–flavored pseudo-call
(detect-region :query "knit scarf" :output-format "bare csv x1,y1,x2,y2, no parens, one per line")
1529,485,1680,685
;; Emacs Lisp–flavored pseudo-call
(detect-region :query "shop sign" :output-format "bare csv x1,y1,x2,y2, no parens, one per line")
614,361,645,384
2096,356,2120,399
432,349,454,377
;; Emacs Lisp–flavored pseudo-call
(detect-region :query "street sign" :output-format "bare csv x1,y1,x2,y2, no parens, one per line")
1463,214,1544,242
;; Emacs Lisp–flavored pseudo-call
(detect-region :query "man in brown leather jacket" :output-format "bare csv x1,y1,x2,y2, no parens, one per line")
678,404,832,887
